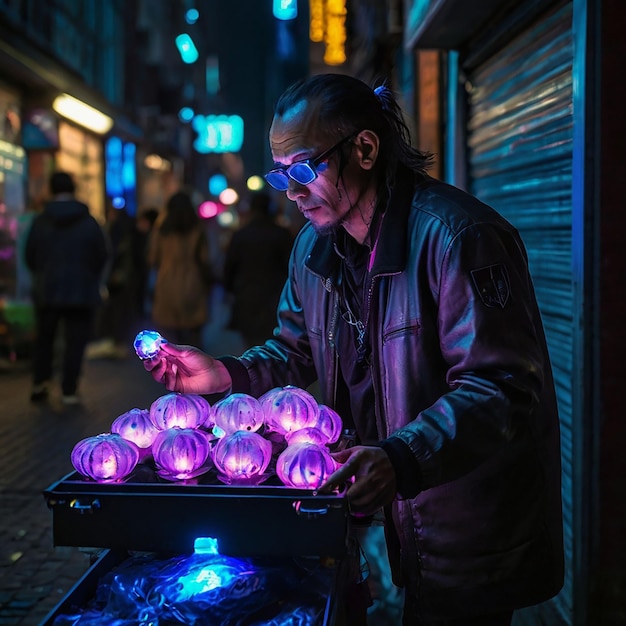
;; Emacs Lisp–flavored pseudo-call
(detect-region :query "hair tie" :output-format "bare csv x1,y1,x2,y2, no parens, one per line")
373,84,393,111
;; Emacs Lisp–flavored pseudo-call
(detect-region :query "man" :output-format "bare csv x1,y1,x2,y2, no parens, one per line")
144,74,564,625
26,171,108,404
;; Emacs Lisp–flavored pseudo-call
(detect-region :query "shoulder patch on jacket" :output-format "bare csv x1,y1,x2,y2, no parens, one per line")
470,264,510,309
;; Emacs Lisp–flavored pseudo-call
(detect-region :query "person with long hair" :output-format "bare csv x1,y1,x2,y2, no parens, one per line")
143,74,563,625
148,190,212,348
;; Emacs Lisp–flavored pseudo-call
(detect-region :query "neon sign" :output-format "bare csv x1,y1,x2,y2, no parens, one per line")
309,0,347,66
192,115,244,154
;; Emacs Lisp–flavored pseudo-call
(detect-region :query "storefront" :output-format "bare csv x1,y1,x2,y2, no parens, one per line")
0,82,31,363
405,1,587,624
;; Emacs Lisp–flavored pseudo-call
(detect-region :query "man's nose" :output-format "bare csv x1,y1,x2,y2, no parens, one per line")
285,179,308,201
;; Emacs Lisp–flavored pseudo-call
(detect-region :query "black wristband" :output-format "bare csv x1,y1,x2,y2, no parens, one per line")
379,437,422,499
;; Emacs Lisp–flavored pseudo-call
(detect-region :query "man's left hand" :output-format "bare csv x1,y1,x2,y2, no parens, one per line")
319,446,397,516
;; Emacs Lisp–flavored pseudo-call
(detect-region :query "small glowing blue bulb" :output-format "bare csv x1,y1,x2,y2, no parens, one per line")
134,330,165,359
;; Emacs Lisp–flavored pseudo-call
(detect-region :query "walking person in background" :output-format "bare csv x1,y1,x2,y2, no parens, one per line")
87,204,135,360
148,190,213,349
131,207,159,327
223,191,293,348
144,74,564,625
25,171,108,404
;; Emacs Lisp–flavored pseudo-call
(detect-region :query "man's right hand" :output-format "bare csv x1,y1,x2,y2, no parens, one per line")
143,342,232,395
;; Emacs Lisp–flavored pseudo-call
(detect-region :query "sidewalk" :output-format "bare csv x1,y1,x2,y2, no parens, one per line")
0,353,167,625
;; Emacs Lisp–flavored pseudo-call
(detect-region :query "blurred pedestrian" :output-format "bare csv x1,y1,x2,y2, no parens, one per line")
131,207,159,326
223,191,293,348
86,204,135,359
148,190,213,348
25,171,108,404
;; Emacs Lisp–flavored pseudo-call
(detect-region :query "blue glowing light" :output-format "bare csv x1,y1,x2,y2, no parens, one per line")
134,330,165,359
185,8,199,24
212,424,226,439
208,173,228,195
105,137,137,214
105,136,123,197
192,115,243,154
273,0,297,20
179,107,195,123
122,142,136,189
175,34,199,64
194,536,219,555
166,555,258,602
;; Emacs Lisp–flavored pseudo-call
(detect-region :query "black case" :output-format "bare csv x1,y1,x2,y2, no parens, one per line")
44,470,350,557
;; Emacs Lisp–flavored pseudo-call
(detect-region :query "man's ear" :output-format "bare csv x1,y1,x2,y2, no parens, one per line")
354,130,380,170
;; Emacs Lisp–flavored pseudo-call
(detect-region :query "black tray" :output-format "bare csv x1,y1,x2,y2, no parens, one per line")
44,469,350,557
38,548,348,626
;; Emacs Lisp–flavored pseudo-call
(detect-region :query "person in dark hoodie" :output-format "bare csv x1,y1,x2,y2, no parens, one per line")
223,191,293,348
25,171,108,404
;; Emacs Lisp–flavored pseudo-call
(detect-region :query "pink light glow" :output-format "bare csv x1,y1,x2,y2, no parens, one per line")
150,392,213,430
285,427,328,446
111,408,159,450
152,427,213,480
212,393,264,436
212,431,272,485
71,433,140,483
275,442,337,489
259,386,320,435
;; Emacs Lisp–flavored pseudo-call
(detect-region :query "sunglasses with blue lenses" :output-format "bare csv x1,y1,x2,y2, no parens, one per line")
264,132,358,192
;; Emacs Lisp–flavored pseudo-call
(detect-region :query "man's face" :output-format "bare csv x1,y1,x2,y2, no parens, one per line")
269,100,368,236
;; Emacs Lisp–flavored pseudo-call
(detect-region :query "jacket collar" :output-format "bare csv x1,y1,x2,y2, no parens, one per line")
305,169,420,281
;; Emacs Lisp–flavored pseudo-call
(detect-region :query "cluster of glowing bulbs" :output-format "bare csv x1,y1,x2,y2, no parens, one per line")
71,331,343,489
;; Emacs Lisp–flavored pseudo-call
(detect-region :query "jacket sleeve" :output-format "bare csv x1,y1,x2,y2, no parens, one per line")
383,220,548,495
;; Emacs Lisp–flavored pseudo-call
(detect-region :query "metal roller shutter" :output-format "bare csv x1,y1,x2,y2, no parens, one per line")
465,3,574,624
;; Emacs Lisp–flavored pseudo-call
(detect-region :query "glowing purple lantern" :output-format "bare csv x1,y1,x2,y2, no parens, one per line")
71,433,140,483
152,427,212,480
308,404,343,444
276,442,337,489
111,408,159,456
134,329,165,359
285,427,329,446
259,386,320,436
150,392,212,430
212,431,272,485
212,393,264,438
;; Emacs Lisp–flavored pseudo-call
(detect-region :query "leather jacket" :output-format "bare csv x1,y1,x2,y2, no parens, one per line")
222,174,564,619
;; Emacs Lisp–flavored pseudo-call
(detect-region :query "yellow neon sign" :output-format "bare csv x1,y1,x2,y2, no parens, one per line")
309,0,346,66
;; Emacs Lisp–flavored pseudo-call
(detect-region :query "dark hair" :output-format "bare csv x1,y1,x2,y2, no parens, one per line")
273,73,433,195
160,191,199,235
49,172,76,195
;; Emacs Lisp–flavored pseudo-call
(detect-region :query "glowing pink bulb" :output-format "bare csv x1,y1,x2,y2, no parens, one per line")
212,431,272,485
212,393,264,436
259,386,320,435
285,427,328,446
111,408,159,451
152,427,212,480
309,405,343,444
71,433,140,483
150,392,212,430
276,442,337,489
